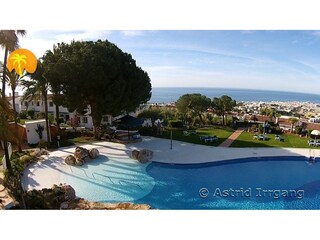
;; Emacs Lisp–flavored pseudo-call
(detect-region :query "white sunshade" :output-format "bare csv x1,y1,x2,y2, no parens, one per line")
311,130,320,136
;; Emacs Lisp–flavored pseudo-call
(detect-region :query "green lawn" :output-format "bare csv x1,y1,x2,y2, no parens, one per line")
231,131,314,148
50,136,98,149
147,127,235,147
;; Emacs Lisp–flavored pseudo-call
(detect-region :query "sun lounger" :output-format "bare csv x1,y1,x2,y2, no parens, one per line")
183,130,197,136
275,135,284,141
308,140,315,146
200,135,218,143
253,134,269,141
132,134,141,140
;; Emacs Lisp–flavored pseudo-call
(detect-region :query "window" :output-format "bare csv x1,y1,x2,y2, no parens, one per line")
82,117,88,124
102,115,110,122
36,101,40,106
49,101,53,107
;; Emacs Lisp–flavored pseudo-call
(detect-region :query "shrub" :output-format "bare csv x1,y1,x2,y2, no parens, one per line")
48,114,55,124
168,120,183,128
38,140,47,149
212,116,222,125
295,126,303,135
250,124,258,132
81,129,94,137
225,116,234,126
3,157,25,202
20,155,34,164
139,126,155,136
192,117,201,127
35,112,46,119
65,131,82,139
58,117,65,125
18,110,28,119
27,109,35,119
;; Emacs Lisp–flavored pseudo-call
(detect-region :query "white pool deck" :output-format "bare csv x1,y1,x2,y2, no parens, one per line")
22,136,320,190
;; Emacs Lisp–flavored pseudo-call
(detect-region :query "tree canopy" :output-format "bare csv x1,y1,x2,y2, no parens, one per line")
176,93,211,125
212,95,236,126
42,40,152,138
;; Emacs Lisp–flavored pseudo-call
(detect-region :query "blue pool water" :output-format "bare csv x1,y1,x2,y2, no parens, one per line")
60,156,155,203
60,156,320,209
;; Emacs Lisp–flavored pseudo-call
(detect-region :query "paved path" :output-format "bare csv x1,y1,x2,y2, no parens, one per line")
219,128,244,147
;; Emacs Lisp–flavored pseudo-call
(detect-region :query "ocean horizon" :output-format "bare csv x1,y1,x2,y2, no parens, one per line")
149,87,320,104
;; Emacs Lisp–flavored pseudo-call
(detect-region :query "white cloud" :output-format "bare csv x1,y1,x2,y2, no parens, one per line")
241,30,255,34
54,30,112,42
0,30,113,59
120,30,145,37
144,65,183,72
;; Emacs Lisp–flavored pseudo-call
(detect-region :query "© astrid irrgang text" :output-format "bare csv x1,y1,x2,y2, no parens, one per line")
199,187,304,199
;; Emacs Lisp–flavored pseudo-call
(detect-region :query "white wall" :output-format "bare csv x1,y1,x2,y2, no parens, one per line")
25,119,48,144
79,116,94,129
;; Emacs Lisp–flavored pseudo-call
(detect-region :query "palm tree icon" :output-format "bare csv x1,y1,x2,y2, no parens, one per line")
9,53,27,76
7,48,37,77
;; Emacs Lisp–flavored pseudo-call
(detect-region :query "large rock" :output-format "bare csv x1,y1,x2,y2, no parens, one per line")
75,159,85,166
60,202,69,209
65,155,76,165
131,150,140,160
138,149,153,163
74,146,90,162
60,185,76,201
89,148,99,159
66,199,152,210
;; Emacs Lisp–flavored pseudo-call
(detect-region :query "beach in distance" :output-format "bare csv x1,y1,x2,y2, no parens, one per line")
149,87,320,104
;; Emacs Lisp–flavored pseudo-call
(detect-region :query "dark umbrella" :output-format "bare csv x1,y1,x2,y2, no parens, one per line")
113,115,144,140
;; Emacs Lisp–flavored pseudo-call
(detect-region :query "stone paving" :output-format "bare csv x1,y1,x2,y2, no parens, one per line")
219,128,244,147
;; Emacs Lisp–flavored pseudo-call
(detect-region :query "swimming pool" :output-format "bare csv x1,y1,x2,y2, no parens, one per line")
60,156,155,203
60,156,320,209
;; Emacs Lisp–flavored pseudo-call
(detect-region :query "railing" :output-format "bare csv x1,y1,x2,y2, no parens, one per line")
1,142,12,170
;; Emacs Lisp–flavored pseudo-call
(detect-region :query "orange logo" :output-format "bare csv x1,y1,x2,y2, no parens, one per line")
7,48,37,77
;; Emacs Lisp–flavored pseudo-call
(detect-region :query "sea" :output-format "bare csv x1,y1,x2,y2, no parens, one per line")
149,87,320,104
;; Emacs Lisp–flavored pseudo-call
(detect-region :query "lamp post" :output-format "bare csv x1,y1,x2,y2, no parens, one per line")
57,135,60,148
170,129,173,150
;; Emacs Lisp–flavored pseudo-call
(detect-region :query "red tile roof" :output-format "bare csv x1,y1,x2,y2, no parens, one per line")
303,122,320,131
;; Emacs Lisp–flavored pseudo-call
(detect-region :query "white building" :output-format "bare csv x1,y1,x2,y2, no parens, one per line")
7,94,113,129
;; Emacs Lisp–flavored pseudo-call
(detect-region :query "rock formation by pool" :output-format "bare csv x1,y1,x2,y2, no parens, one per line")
65,146,100,166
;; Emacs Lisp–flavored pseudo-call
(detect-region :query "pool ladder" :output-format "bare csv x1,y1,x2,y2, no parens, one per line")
68,167,143,189
309,149,317,162
92,172,115,184
92,172,143,189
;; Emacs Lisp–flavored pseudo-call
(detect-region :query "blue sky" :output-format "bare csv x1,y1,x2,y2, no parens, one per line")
2,30,320,94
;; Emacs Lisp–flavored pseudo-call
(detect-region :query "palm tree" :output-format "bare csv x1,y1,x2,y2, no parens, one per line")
21,60,51,145
0,30,26,98
289,118,299,133
0,30,26,171
0,95,14,170
7,70,27,152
